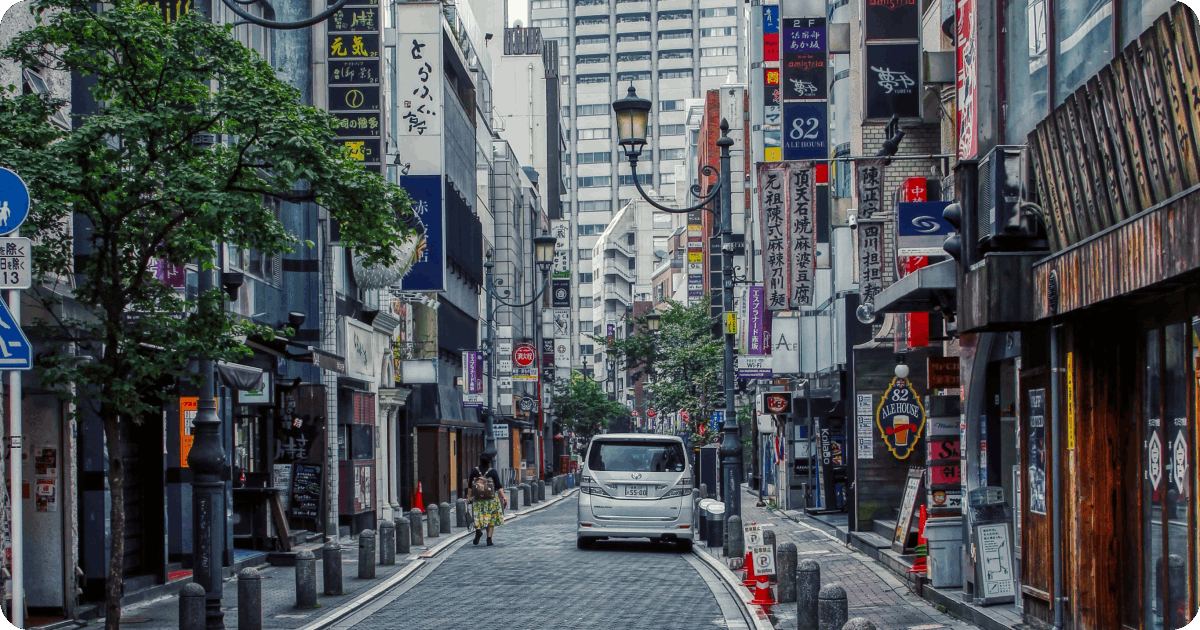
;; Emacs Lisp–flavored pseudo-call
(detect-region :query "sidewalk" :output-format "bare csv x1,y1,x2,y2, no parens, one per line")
696,488,978,630
111,487,575,630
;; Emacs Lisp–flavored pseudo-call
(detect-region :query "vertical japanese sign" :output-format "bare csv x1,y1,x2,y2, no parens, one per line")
762,5,780,62
762,5,783,163
856,160,885,219
394,16,444,176
327,2,382,173
687,215,704,303
551,219,571,308
462,351,483,407
757,164,790,310
397,175,445,291
956,0,978,159
788,162,816,307
781,16,829,161
857,220,884,306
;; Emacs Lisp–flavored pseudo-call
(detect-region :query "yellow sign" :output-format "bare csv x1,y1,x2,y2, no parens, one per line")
688,224,703,234
1066,351,1075,450
725,313,737,335
764,147,782,162
179,397,218,468
687,251,703,263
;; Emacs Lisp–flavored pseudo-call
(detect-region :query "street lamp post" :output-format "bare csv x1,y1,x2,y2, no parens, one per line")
612,84,742,526
481,232,558,462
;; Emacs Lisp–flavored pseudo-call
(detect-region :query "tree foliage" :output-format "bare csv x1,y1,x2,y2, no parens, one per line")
604,296,724,445
549,373,626,445
0,1,421,626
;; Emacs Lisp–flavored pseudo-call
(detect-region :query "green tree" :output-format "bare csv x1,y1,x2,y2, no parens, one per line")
0,1,419,626
550,373,626,445
605,296,724,445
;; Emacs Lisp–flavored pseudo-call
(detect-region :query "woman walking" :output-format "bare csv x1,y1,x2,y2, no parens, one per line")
468,455,507,546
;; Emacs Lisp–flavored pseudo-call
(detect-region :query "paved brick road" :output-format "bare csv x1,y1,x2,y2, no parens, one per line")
346,497,742,630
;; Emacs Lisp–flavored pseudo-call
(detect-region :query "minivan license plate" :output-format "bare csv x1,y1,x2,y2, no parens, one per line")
623,485,649,497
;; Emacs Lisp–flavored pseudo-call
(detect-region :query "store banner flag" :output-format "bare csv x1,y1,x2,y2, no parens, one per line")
787,161,816,307
757,164,790,311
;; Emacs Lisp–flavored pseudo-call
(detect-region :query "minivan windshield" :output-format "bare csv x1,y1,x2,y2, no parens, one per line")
587,441,686,472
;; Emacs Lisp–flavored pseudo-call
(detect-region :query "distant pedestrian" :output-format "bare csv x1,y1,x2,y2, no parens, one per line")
468,455,506,546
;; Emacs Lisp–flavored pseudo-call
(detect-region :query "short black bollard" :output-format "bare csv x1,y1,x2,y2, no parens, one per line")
508,487,518,511
427,505,441,538
439,503,452,534
179,582,206,630
700,483,708,499
817,583,848,630
727,515,744,561
322,539,343,595
777,542,798,603
358,529,376,579
763,529,776,548
294,550,317,608
841,618,877,630
455,499,467,527
521,483,531,506
396,516,412,555
697,505,708,544
238,568,262,630
538,480,546,501
410,509,425,546
379,520,396,566
797,559,821,630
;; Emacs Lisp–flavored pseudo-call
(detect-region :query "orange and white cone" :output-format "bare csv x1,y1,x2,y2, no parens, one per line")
749,574,776,608
414,481,425,512
742,550,757,587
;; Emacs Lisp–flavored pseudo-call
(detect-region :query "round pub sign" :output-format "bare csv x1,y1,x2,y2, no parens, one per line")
875,376,926,459
512,343,537,368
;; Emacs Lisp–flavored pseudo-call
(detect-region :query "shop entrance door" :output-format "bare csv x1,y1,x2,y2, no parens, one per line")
1142,321,1196,630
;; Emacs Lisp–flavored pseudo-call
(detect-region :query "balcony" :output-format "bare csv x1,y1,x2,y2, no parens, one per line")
605,238,635,258
576,60,612,74
604,259,635,282
615,39,651,53
615,58,651,72
575,1,609,16
614,0,649,10
655,0,690,10
616,19,650,33
657,55,693,70
574,42,610,56
574,20,611,36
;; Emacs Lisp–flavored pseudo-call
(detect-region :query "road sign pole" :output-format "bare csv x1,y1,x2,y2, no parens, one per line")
8,232,21,629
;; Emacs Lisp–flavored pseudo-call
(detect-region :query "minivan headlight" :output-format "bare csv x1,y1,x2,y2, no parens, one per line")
676,477,692,486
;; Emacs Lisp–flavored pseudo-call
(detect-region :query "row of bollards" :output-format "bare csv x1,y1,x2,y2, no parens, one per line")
184,482,577,630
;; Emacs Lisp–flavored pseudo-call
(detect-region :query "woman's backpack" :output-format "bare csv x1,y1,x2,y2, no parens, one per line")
472,468,495,500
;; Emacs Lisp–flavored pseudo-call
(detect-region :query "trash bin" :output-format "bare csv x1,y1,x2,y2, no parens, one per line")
924,515,963,588
697,499,716,544
705,502,725,548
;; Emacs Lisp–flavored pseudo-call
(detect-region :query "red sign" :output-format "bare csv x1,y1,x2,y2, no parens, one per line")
512,343,537,368
648,408,656,418
764,393,792,414
901,177,927,202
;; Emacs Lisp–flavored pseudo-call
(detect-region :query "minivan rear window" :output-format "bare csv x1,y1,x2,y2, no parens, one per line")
587,441,686,472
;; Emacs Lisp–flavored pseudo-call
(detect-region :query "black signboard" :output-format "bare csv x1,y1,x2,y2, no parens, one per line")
329,60,380,85
865,44,920,119
333,112,381,137
764,67,780,107
865,0,919,41
551,279,571,308
542,338,555,368
329,6,378,31
289,462,323,519
328,85,380,112
782,18,826,52
327,33,380,60
337,138,382,164
781,52,827,100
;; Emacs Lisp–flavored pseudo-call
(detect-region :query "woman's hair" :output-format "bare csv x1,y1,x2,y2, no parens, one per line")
480,455,491,468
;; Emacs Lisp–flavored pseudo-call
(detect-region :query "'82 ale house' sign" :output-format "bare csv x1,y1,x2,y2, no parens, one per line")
875,376,926,459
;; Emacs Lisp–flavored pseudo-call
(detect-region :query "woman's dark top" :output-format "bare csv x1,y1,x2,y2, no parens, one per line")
467,467,504,496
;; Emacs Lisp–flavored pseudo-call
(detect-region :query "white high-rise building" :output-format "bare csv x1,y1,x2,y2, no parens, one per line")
529,0,747,378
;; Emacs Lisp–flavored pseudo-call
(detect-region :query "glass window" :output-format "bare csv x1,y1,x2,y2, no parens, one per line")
618,174,653,186
1004,0,1049,143
579,297,593,308
659,124,686,136
578,127,611,140
1121,0,1173,46
580,200,613,212
657,10,692,20
617,32,651,42
579,272,594,283
1162,322,1191,630
577,73,610,84
618,52,651,62
700,26,736,37
576,151,612,164
1053,0,1112,103
618,71,651,82
578,248,592,259
659,100,684,112
532,0,568,8
659,49,693,60
585,440,686,472
578,176,612,188
660,148,687,160
660,172,676,185
580,344,594,355
658,30,691,40
701,46,738,57
533,17,569,27
351,425,373,460
577,16,610,25
577,54,610,65
617,13,650,22
700,66,735,77
699,6,736,17
659,69,693,80
576,35,610,46
577,104,609,116
580,322,593,334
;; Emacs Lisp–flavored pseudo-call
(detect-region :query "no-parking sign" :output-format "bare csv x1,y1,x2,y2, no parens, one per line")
744,524,762,546
752,545,776,576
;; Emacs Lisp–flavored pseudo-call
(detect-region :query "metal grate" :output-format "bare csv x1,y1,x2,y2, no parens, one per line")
977,153,994,240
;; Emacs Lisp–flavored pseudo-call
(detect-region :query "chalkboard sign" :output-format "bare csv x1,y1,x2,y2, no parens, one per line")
273,463,293,512
289,463,323,520
891,467,924,553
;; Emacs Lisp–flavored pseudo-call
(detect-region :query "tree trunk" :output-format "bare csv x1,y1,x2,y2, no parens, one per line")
102,408,124,630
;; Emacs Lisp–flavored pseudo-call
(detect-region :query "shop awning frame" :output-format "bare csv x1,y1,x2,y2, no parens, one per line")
872,259,957,315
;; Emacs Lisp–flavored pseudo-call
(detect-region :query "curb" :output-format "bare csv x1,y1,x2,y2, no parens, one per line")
296,488,576,630
690,546,776,630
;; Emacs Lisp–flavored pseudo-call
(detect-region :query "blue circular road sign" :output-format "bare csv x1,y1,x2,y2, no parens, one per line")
0,168,30,235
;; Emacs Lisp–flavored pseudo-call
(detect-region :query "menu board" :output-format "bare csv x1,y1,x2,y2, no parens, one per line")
289,463,323,520
273,464,293,512
891,467,924,553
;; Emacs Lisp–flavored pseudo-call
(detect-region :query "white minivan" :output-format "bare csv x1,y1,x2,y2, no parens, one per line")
576,433,694,550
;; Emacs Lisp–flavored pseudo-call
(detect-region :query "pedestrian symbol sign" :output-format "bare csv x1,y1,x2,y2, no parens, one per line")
0,168,30,236
0,299,31,370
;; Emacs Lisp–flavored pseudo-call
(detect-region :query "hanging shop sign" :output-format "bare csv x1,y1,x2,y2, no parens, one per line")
787,162,817,307
1028,388,1047,514
761,392,793,415
782,17,826,53
875,376,926,459
781,53,827,101
782,103,829,161
927,356,960,389
757,164,789,310
764,67,781,107
865,44,921,119
857,219,885,306
396,175,444,291
865,0,919,41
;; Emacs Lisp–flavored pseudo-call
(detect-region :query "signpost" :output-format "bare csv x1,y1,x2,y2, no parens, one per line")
0,167,31,628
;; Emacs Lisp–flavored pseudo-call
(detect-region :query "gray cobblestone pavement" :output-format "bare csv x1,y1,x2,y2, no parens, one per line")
344,496,743,630
695,489,979,630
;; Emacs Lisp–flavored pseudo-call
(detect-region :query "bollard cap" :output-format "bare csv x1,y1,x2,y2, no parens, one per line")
360,529,375,538
324,539,341,549
379,520,393,529
296,550,315,560
728,515,742,524
181,583,206,596
798,559,821,572
238,568,261,580
411,508,423,514
396,516,410,524
818,582,847,599
778,542,796,553
841,618,877,630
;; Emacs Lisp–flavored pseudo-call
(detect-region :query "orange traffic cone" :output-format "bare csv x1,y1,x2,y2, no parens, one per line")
749,574,776,608
909,505,928,575
742,550,758,587
414,481,425,512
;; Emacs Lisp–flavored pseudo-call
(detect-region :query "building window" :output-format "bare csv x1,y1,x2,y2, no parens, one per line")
617,13,650,23
577,54,610,65
579,272,594,283
577,73,610,84
579,322,593,334
658,101,684,113
659,124,686,136
699,26,736,37
618,71,651,82
617,32,651,42
532,0,567,8
578,224,608,235
627,257,636,270
577,104,610,116
576,15,610,25
700,46,738,57
659,69,693,80
579,297,593,308
627,233,635,245
579,248,592,259
578,175,612,188
1053,0,1112,103
560,55,571,67
533,17,569,27
657,10,692,20
580,344,594,355
658,29,690,40
577,127,611,140
618,174,653,186
576,35,610,46
1003,0,1049,143
700,66,734,77
577,0,606,5
699,6,735,17
620,149,652,162
659,148,686,160
579,200,612,212
617,52,651,62
660,172,676,185
576,151,612,164
658,49,693,60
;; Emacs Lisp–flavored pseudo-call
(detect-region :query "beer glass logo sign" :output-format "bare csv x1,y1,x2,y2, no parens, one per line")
875,376,926,459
